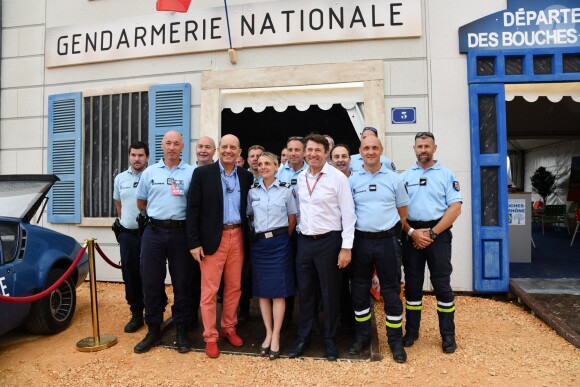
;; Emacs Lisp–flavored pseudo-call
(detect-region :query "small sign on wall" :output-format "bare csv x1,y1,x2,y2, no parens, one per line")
508,198,526,225
391,107,416,124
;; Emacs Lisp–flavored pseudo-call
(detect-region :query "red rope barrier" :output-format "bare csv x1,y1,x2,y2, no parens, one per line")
0,246,87,304
94,243,122,269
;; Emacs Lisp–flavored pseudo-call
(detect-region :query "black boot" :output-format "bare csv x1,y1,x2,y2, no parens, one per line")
404,307,421,347
176,323,191,353
134,324,161,354
389,342,407,363
124,312,144,333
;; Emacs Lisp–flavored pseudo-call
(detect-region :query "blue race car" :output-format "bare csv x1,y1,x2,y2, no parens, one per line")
0,175,89,335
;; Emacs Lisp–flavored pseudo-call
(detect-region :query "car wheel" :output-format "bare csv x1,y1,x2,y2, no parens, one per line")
25,268,77,334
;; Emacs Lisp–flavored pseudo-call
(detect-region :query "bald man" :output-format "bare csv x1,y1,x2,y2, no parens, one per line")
134,130,195,354
195,136,216,167
186,134,254,358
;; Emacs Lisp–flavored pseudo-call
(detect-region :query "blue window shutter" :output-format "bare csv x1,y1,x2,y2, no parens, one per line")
47,93,82,223
148,83,191,164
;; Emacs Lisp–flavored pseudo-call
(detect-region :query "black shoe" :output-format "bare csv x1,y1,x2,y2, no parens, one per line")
403,333,418,347
176,324,191,353
269,349,281,360
324,339,338,361
237,306,250,327
390,343,407,363
442,335,457,354
134,327,161,354
287,338,310,358
348,337,369,355
124,313,144,333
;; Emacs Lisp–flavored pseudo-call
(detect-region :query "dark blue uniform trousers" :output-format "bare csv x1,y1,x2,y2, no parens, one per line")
141,225,194,325
402,230,455,337
296,231,342,340
351,235,403,345
119,231,144,314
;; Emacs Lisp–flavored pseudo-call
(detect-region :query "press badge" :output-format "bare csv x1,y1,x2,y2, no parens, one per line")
171,179,185,196
369,184,377,191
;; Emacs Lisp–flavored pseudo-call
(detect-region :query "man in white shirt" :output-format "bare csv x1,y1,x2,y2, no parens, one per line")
287,133,356,361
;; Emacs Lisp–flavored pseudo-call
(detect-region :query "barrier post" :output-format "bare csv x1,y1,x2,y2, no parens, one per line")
76,238,117,352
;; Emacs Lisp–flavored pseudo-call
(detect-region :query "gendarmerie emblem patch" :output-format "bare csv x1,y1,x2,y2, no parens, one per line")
453,181,460,191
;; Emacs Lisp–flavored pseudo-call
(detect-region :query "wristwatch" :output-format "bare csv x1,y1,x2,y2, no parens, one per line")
429,228,438,240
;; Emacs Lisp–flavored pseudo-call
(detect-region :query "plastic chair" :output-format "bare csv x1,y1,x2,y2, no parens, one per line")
541,205,569,235
570,208,580,246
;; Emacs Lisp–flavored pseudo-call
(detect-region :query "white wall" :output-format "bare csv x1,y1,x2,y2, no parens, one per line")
0,0,511,290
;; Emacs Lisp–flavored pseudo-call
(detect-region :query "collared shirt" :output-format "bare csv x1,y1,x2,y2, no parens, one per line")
220,160,242,225
350,154,396,172
113,167,142,229
247,179,298,233
276,160,309,187
296,163,356,248
349,164,409,232
135,159,194,220
400,160,462,221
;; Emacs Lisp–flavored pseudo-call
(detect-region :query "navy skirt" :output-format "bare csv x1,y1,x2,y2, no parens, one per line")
251,232,296,298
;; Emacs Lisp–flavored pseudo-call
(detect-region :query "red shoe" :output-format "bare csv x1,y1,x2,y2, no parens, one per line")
220,328,243,347
205,342,220,358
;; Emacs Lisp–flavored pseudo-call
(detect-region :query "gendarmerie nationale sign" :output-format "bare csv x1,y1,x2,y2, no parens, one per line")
459,0,580,52
45,0,422,67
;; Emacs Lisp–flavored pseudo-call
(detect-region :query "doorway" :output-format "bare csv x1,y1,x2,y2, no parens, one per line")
221,104,359,161
505,82,580,279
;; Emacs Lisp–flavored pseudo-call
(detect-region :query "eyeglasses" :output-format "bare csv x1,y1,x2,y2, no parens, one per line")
287,136,304,142
361,127,378,135
415,132,435,139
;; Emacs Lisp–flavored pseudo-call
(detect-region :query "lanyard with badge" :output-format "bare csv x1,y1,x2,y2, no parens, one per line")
167,177,184,196
221,169,237,193
305,172,323,196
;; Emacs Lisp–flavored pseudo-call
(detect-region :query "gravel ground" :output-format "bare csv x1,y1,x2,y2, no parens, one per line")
0,282,578,386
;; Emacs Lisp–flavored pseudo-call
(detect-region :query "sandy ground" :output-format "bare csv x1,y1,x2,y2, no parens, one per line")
0,282,578,386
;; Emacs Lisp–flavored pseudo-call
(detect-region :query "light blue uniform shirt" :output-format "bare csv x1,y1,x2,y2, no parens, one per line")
113,167,142,229
349,164,409,232
247,179,298,233
400,161,462,221
276,160,309,186
135,159,194,220
350,154,396,172
220,161,242,225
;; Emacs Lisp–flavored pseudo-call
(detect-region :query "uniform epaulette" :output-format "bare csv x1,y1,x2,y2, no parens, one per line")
251,181,261,188
279,181,291,188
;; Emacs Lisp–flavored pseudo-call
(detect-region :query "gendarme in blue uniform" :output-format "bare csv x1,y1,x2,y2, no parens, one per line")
113,167,145,320
399,159,462,345
350,154,396,173
114,167,141,229
349,164,409,351
135,159,194,220
134,158,195,327
247,179,298,298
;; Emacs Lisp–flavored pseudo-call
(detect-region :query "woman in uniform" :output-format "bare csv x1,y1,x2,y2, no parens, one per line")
247,152,297,359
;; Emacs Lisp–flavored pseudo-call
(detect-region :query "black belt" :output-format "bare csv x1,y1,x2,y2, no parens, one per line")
120,225,139,236
408,219,440,229
355,227,398,240
150,218,186,229
301,231,337,240
255,227,287,240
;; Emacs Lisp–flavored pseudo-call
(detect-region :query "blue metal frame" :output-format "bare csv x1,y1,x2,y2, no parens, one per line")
466,48,580,292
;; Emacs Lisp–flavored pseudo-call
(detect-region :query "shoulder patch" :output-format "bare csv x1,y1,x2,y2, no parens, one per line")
453,181,460,192
391,162,397,171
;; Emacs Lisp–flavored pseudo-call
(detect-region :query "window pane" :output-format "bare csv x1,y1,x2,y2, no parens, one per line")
478,95,498,154
563,54,580,73
533,55,552,75
481,167,499,226
83,91,148,218
477,57,495,76
505,56,523,75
